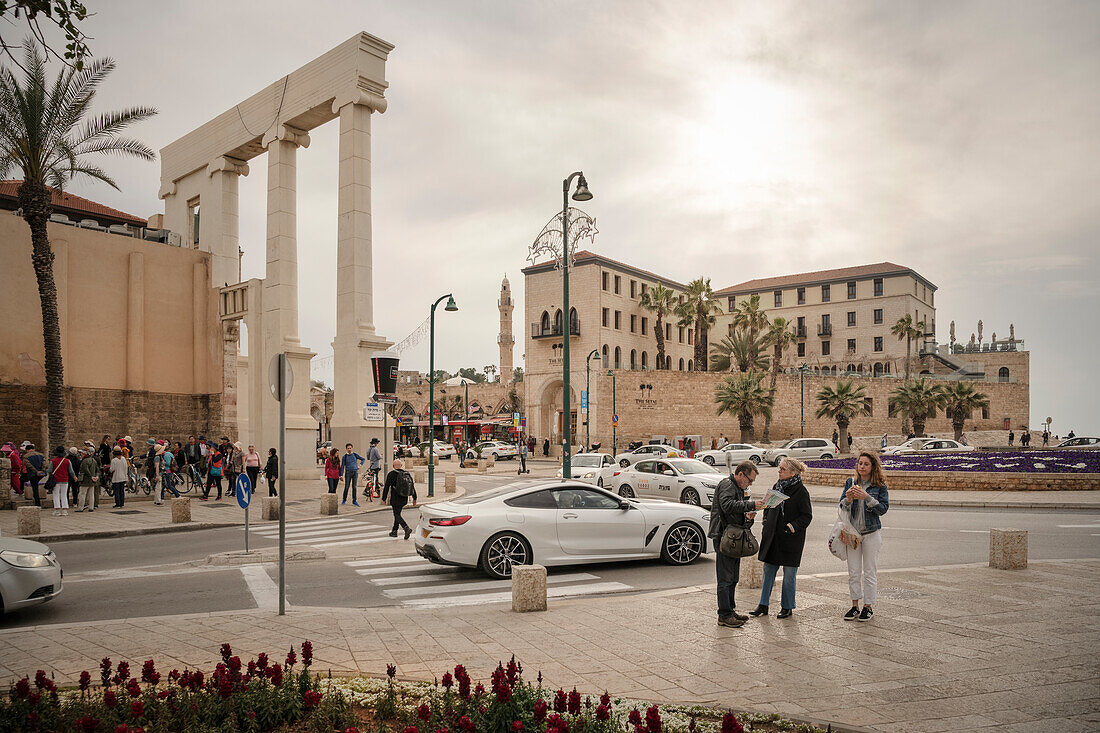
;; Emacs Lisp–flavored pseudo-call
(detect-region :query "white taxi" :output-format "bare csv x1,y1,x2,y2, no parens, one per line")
614,458,724,507
555,453,619,487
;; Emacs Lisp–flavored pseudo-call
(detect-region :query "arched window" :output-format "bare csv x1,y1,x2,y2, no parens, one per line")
998,367,1010,382
857,364,864,373
540,311,550,335
602,344,609,368
981,405,990,419
614,347,621,370
873,362,883,377
399,403,415,418
630,349,637,370
679,358,685,371
846,363,856,374
641,351,648,370
883,363,890,374
666,355,673,370
920,369,931,375
553,309,563,335
687,359,694,372
568,307,579,335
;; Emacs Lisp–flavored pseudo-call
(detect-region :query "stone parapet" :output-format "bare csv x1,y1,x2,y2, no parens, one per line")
802,467,1100,491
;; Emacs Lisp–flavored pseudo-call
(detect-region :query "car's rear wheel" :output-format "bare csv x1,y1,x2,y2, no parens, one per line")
750,455,761,465
479,532,531,580
819,454,833,460
619,458,630,468
681,488,701,505
491,453,499,459
661,522,704,565
772,454,787,467
618,485,635,498
701,455,715,465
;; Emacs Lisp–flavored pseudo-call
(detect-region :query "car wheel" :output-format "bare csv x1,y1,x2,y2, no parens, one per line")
619,458,630,468
701,455,715,465
750,455,761,465
661,521,704,566
820,454,833,460
680,488,701,506
492,453,499,459
772,455,786,467
618,485,635,498
479,532,531,580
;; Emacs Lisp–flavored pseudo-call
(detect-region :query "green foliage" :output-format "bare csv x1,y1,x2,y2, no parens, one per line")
939,381,990,437
1,2,91,70
710,330,770,373
889,379,945,434
513,367,524,382
457,367,487,383
714,371,774,440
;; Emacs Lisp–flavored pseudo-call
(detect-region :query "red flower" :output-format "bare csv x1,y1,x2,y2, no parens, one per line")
286,647,297,669
404,728,419,733
267,663,283,687
533,699,548,724
256,652,268,669
75,714,100,732
387,664,397,679
220,643,233,664
113,726,130,733
474,683,485,698
303,689,322,710
497,685,512,702
13,677,30,699
628,710,642,727
301,640,313,668
228,656,242,674
441,672,453,689
100,658,113,688
247,660,257,678
103,689,118,708
79,670,92,692
346,729,361,733
168,669,180,683
553,689,568,713
546,713,570,733
141,660,159,685
568,688,581,716
113,661,131,686
719,712,743,733
130,700,144,718
644,706,662,733
457,715,475,732
507,656,519,686
157,690,172,700
599,692,611,708
595,705,610,722
34,670,49,688
417,703,432,721
512,722,524,733
126,678,142,698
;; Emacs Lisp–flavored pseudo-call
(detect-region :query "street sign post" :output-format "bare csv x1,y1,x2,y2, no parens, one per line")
581,391,588,411
236,473,252,551
612,413,618,428
267,353,292,616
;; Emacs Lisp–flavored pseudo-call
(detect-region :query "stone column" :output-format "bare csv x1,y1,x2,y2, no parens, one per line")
222,321,240,439
126,252,144,391
193,262,208,392
329,95,393,454
203,156,249,287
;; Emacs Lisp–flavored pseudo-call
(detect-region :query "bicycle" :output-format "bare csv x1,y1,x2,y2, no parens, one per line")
184,463,205,494
126,461,150,495
364,467,382,500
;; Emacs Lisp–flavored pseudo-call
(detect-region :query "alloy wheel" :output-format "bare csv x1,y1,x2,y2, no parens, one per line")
485,534,528,579
618,485,635,498
681,488,701,505
664,524,703,564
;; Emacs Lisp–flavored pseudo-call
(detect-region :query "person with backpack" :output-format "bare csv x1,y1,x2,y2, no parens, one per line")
158,442,180,501
263,447,279,496
381,458,417,539
22,443,45,506
202,446,225,501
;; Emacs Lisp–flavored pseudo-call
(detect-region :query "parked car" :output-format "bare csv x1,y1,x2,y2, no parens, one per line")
0,537,63,614
614,458,724,507
612,443,684,468
881,438,931,455
414,442,457,459
465,441,519,460
414,480,710,579
1057,436,1100,448
693,442,765,467
555,453,618,486
912,439,975,453
762,438,838,466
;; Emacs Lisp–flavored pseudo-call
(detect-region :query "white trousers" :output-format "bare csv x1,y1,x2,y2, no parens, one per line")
77,482,97,510
846,529,883,604
53,482,69,509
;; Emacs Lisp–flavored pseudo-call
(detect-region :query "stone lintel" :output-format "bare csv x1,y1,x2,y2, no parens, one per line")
261,124,311,150
332,88,388,115
207,156,250,178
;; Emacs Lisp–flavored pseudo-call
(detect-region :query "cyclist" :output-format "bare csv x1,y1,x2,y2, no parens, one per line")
158,442,180,501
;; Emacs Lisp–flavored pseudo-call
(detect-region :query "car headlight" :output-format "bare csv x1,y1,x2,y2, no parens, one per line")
1,550,52,568
583,472,595,478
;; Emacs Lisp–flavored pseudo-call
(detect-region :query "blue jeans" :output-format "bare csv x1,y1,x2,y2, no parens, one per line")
343,471,358,502
760,562,798,610
112,481,125,507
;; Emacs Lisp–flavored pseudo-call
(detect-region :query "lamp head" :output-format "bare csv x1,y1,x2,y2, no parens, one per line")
444,296,458,312
571,175,593,202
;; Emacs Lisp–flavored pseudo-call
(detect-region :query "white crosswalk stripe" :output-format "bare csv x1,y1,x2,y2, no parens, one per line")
342,557,634,607
247,518,401,547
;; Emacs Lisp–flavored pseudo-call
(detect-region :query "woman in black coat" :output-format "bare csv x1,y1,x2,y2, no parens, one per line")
749,457,813,619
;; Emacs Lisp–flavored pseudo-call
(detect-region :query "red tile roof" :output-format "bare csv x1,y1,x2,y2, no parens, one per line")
0,180,147,226
714,262,935,295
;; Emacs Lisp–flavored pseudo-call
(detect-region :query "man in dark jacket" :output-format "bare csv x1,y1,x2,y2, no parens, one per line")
708,460,763,628
381,458,418,539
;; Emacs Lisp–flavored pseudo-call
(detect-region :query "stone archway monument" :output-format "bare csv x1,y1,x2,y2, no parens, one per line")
158,32,395,477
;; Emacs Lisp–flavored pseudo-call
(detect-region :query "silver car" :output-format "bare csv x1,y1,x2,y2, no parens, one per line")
693,442,765,466
762,438,838,466
0,537,63,614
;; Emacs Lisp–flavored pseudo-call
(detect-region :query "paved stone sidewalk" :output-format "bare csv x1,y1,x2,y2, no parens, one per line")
1,560,1096,732
801,482,1100,510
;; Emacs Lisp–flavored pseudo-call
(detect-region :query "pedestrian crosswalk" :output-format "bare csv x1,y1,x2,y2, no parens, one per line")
343,556,634,609
247,517,402,548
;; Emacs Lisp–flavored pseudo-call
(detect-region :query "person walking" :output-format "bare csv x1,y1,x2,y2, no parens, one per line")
518,437,529,474
76,445,100,512
159,442,180,500
184,435,201,469
1008,429,1015,446
66,446,81,507
381,458,417,539
1042,430,1050,447
2,442,23,496
458,440,466,468
841,451,890,622
49,446,76,516
832,429,839,446
202,446,225,501
751,457,813,619
847,433,854,452
226,442,243,498
244,444,262,493
880,433,888,450
324,448,342,495
709,460,764,628
543,438,550,457
22,443,44,506
528,435,536,456
263,448,279,496
718,433,728,448
109,447,128,508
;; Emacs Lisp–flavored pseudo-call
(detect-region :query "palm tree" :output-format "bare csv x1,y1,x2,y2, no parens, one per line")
761,316,798,443
710,329,769,372
675,277,721,371
714,371,774,443
889,379,945,436
731,293,769,343
940,382,990,441
891,314,925,434
815,379,872,454
0,41,156,449
639,283,676,369
484,364,497,382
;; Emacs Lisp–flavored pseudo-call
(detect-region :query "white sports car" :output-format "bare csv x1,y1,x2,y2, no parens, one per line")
693,443,765,467
555,453,618,487
612,444,684,468
414,480,710,579
614,458,724,508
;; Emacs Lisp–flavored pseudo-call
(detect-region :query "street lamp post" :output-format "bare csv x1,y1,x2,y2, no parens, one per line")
584,348,599,451
428,293,458,497
559,172,592,481
607,369,617,456
463,380,469,447
798,362,810,437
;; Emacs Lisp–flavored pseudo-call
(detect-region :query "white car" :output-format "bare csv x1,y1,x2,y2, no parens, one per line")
612,444,684,468
694,443,765,467
762,438,838,466
913,439,975,453
1057,437,1100,449
415,442,456,459
465,441,519,460
881,438,930,455
0,537,63,614
555,453,618,487
614,458,724,507
414,480,711,579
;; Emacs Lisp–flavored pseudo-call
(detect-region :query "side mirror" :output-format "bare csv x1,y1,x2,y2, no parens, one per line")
663,470,675,477
618,500,631,510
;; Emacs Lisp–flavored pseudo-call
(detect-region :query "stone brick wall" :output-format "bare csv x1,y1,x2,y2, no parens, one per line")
802,467,1099,491
0,384,224,449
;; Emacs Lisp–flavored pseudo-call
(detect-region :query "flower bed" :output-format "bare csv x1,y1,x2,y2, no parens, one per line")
1,645,828,733
805,449,1100,474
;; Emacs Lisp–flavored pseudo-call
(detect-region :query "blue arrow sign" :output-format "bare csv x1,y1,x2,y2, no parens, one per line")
581,391,588,410
236,473,252,509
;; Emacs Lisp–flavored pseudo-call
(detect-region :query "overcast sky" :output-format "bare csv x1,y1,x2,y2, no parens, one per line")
34,0,1100,433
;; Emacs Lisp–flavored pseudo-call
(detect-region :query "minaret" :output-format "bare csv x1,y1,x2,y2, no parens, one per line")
498,275,514,382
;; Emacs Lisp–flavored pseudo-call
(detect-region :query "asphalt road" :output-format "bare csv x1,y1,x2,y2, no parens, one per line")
4,473,1098,627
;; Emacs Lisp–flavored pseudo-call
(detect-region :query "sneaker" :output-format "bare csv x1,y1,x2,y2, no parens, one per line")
53,510,60,516
341,500,346,506
352,501,360,507
75,508,84,513
748,605,768,617
61,510,68,516
404,526,412,540
717,616,745,628
89,508,95,512
858,606,874,622
729,610,749,622
388,530,398,537
844,606,860,621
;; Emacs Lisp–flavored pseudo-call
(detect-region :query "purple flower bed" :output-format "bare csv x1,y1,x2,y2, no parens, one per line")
805,449,1100,474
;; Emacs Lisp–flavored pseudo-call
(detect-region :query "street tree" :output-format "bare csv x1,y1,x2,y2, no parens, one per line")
814,379,871,453
891,313,925,434
512,366,524,383
731,293,768,343
675,277,721,372
761,316,798,442
889,379,945,437
0,40,156,450
484,364,497,382
639,283,676,369
940,382,990,441
714,371,774,443
456,367,486,383
709,330,769,372
1,2,90,71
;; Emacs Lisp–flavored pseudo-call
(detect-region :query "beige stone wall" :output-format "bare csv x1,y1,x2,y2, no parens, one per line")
803,467,1099,491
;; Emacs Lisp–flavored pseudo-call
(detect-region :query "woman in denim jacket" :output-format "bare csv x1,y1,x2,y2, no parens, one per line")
841,451,889,621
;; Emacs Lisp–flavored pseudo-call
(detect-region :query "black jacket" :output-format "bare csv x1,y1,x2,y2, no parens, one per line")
381,469,417,505
263,455,279,480
184,442,202,464
707,475,756,540
758,477,813,567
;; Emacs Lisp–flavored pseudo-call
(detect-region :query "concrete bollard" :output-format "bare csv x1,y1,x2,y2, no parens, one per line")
444,472,456,493
512,564,547,612
320,493,339,516
486,455,496,468
170,497,191,523
262,497,281,521
989,528,1028,569
17,506,41,535
741,556,765,589
414,468,427,485
477,460,487,474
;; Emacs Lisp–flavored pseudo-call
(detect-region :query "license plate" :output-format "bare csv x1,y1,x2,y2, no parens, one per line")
422,528,430,538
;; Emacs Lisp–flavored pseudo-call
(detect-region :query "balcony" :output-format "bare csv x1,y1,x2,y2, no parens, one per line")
795,326,807,339
531,322,579,339
817,323,832,337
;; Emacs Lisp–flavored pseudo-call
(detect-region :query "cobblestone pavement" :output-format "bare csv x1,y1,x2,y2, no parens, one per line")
1,560,1096,732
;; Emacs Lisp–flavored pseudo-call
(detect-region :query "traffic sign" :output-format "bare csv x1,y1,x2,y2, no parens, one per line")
236,473,252,509
268,354,293,401
612,414,618,428
581,391,588,410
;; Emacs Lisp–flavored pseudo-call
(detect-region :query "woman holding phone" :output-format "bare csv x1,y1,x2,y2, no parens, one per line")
842,452,890,621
